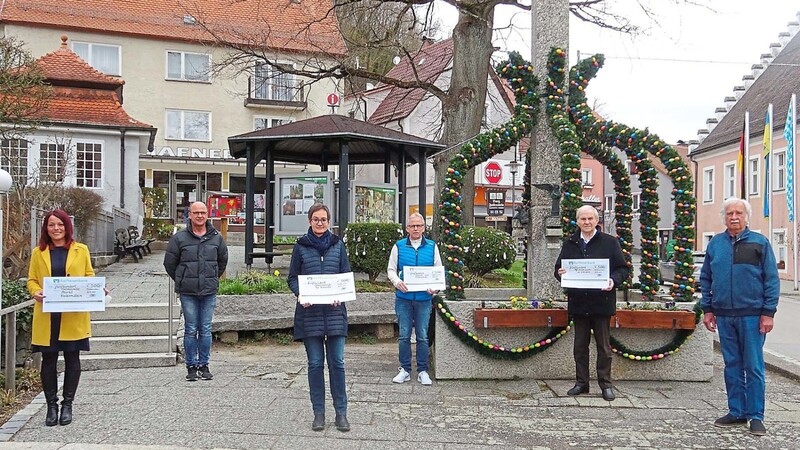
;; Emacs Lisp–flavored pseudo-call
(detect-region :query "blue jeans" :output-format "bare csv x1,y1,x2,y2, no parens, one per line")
303,336,347,416
180,294,216,367
395,298,431,372
717,315,767,420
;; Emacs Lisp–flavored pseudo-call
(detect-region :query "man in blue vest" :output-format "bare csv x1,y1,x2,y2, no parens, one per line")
387,213,442,385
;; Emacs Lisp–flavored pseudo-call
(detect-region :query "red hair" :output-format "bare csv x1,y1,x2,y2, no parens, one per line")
38,209,74,251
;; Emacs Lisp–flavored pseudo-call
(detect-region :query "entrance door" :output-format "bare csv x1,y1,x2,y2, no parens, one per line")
172,174,201,225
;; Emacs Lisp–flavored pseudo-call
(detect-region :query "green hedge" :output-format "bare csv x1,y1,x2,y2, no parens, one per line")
461,225,516,276
343,223,404,282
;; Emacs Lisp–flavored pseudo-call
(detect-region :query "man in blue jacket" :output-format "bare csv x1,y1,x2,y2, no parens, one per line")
387,213,442,385
700,197,779,436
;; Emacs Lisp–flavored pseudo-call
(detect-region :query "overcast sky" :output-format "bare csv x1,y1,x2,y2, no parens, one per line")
436,1,800,144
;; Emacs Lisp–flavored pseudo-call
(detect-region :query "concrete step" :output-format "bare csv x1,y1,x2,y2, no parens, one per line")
88,335,173,354
93,303,180,321
91,319,179,337
58,352,177,371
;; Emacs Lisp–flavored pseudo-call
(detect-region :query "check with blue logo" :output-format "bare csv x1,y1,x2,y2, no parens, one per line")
43,277,106,312
298,272,356,304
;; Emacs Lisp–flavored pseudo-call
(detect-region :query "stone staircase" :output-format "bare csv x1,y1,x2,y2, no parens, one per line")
60,303,179,370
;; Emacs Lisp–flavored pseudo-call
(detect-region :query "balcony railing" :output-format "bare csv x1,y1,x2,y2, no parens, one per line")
245,77,306,109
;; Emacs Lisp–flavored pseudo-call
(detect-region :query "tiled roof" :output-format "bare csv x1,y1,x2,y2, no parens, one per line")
368,39,454,125
694,31,800,153
36,36,124,88
41,87,152,128
1,0,346,56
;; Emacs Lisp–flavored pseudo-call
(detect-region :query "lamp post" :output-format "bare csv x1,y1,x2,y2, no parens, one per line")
506,159,522,220
0,168,12,366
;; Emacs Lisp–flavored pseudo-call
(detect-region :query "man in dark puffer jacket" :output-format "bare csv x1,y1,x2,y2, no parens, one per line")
164,201,228,382
288,204,352,433
555,205,628,402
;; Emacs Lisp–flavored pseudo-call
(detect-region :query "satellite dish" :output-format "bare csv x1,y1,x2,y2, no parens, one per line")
392,56,401,65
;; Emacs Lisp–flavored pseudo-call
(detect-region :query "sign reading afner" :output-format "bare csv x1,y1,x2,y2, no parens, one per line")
43,277,106,312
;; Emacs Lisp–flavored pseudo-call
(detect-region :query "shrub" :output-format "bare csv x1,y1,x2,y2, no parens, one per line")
143,218,174,240
343,222,403,282
218,271,287,295
461,225,516,276
1,279,33,334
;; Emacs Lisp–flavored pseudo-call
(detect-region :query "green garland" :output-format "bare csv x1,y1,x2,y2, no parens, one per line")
564,51,696,301
610,302,703,361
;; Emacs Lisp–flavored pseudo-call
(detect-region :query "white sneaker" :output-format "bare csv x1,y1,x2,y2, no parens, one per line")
392,367,410,383
418,371,432,385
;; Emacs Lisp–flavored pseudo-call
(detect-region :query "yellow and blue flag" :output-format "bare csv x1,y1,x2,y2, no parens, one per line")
763,107,772,218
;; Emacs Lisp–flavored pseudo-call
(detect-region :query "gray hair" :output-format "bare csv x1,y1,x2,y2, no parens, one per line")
575,205,599,220
407,212,425,225
720,197,751,226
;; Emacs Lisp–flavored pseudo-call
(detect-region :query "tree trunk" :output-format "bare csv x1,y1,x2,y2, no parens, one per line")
432,2,494,237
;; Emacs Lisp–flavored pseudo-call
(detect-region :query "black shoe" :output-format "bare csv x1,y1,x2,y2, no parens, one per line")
335,414,350,432
185,366,198,382
311,414,325,431
601,387,616,401
45,404,59,427
749,419,767,436
714,413,747,428
197,365,213,380
58,404,73,426
567,385,589,396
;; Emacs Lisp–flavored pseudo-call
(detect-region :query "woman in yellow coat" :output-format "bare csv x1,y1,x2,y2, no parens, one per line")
28,209,96,426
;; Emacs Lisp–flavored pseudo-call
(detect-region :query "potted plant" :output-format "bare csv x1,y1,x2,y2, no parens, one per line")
474,296,568,329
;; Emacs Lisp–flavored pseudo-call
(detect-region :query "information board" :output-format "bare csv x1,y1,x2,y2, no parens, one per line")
275,172,333,235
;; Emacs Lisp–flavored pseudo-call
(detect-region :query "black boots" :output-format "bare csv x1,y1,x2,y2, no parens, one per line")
41,356,59,426
45,403,59,427
59,358,81,426
311,414,325,431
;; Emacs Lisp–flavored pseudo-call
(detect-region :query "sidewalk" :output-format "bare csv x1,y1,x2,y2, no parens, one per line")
1,248,800,449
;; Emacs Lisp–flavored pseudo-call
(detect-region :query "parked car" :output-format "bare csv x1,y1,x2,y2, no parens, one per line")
659,251,705,285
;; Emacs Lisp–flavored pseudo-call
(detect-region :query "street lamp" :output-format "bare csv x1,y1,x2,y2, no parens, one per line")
0,168,12,366
506,159,522,219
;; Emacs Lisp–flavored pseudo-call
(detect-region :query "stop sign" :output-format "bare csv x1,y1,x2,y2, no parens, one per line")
484,161,503,184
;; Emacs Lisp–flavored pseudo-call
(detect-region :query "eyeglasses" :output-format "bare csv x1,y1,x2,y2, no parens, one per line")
190,211,207,216
311,218,329,224
407,224,425,229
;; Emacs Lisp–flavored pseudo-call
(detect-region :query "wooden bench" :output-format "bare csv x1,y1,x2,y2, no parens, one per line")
114,228,144,262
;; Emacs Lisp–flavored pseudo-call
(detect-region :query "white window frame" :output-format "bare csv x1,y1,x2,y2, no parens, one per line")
774,150,787,191
702,167,714,203
723,161,736,199
631,192,641,211
1,138,29,185
253,117,291,131
748,156,760,196
165,109,212,141
71,41,121,76
701,232,714,252
604,195,613,212
38,142,66,183
253,62,297,101
75,141,103,189
165,51,211,82
773,228,788,273
581,168,593,187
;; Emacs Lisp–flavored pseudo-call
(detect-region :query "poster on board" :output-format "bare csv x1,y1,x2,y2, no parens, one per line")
352,183,398,223
275,172,333,235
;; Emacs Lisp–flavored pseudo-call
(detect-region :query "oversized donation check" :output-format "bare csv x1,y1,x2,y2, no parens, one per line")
402,266,446,292
298,272,357,304
43,277,106,312
560,259,610,289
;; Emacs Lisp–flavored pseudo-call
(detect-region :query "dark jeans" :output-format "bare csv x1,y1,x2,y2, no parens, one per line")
572,315,613,389
717,315,766,420
395,298,431,372
303,335,347,416
180,293,216,367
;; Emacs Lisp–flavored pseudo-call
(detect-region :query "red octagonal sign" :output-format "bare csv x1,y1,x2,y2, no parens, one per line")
484,161,502,184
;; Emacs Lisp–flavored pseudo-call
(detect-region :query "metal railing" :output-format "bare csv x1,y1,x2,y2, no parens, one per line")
1,299,34,395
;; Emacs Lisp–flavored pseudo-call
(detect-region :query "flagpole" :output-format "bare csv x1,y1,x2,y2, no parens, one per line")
792,94,798,291
768,103,774,250
745,111,750,197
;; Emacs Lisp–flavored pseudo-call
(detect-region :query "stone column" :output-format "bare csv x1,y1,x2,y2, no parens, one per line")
527,0,569,300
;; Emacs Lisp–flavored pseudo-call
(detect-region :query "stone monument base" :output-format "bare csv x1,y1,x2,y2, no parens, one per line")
432,300,713,381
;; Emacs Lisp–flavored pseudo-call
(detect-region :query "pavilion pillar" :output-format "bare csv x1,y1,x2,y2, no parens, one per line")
338,140,350,235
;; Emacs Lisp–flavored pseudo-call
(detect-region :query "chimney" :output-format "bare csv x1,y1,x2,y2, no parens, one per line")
788,21,800,36
770,42,782,57
725,96,737,111
733,86,746,100
715,107,728,121
761,53,774,65
706,118,718,132
752,64,765,79
779,31,792,46
742,74,755,89
697,129,710,142
687,140,701,154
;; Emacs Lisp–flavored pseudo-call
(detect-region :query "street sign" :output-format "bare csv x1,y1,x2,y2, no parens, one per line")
486,189,505,216
485,216,507,222
327,93,340,106
484,161,502,184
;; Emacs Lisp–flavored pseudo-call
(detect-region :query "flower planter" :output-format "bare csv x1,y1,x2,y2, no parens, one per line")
474,308,569,329
612,309,696,330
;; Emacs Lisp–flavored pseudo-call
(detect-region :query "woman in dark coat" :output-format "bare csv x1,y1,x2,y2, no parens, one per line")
287,204,352,432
